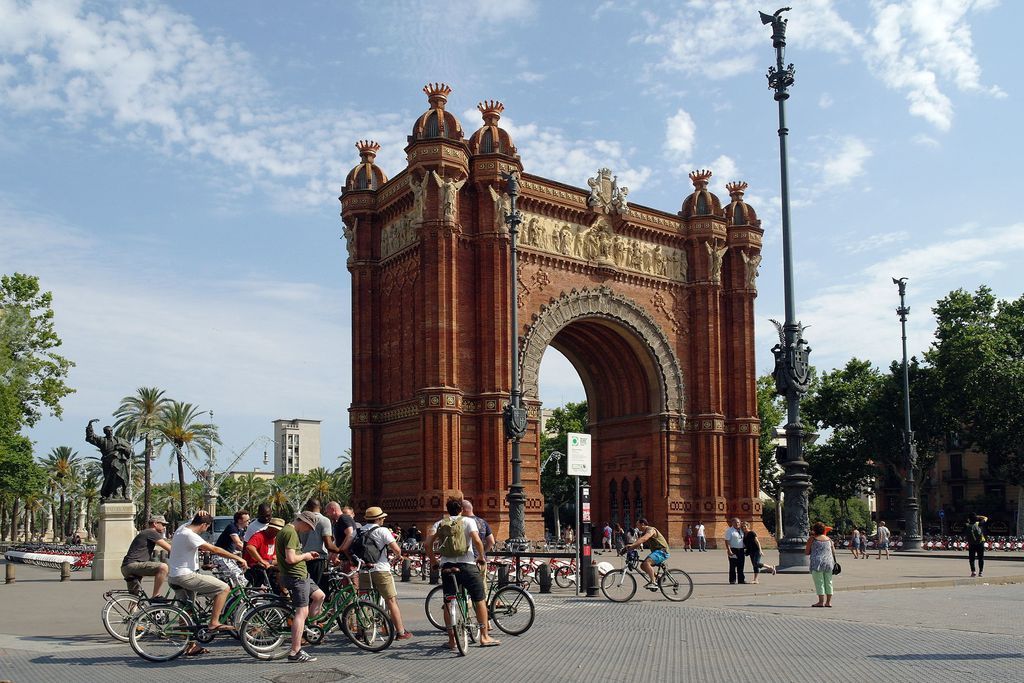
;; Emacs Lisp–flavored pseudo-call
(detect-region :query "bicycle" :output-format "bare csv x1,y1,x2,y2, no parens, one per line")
425,567,535,637
128,567,276,662
600,550,693,602
101,584,171,642
238,562,394,660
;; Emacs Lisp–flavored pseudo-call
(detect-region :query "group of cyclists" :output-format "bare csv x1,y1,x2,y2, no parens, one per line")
117,494,513,661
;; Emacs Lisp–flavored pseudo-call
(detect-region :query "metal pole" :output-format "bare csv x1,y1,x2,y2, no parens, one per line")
893,277,922,550
575,475,580,597
762,7,812,571
502,171,529,551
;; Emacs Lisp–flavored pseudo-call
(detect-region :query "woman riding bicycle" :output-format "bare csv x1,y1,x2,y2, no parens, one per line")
620,518,670,591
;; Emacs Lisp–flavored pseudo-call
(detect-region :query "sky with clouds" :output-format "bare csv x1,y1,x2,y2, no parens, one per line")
1,0,1021,481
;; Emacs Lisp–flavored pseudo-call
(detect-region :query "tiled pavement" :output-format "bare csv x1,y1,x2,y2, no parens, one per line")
1,551,1022,683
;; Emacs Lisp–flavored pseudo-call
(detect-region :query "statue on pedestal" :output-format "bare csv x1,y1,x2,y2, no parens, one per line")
86,419,133,501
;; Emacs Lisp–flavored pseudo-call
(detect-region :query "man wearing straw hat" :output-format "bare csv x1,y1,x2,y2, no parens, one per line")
359,506,413,640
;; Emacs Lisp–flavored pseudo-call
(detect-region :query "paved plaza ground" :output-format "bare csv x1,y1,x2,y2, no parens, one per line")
1,549,1022,683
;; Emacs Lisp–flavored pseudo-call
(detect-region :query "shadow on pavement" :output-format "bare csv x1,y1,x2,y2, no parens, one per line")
870,653,1024,661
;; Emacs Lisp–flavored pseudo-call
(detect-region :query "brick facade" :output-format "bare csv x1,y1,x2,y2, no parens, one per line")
340,85,766,546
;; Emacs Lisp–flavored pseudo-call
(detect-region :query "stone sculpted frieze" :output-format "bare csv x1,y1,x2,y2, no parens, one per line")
518,211,687,282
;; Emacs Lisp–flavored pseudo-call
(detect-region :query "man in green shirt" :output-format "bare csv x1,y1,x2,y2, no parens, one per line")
622,517,670,591
276,511,325,663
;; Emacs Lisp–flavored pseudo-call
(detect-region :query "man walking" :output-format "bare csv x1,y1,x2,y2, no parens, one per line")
876,521,892,560
966,513,988,577
425,496,500,649
696,521,707,551
277,511,326,663
724,517,746,584
121,515,172,596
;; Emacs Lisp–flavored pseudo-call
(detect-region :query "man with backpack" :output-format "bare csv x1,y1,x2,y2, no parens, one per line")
424,496,500,649
966,513,988,577
352,507,413,640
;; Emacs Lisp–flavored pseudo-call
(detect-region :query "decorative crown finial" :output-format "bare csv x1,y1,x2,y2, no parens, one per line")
423,82,452,109
355,140,380,162
477,100,504,124
689,169,713,189
725,181,748,197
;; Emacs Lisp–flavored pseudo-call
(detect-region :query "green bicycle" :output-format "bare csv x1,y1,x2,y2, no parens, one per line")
239,563,394,660
128,569,284,662
425,569,535,637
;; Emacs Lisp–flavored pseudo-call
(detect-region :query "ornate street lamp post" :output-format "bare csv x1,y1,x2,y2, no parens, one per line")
502,170,529,551
761,7,813,570
893,277,923,550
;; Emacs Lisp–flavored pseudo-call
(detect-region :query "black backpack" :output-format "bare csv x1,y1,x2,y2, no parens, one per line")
350,524,388,565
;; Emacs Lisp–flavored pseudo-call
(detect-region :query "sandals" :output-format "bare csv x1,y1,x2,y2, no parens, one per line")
479,640,501,648
185,646,210,656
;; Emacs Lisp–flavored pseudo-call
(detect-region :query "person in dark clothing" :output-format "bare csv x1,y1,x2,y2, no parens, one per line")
741,521,776,583
215,510,249,552
966,512,988,577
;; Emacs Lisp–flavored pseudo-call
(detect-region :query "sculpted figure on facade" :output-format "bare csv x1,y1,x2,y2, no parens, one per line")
488,185,511,233
342,217,357,261
706,241,728,283
741,251,762,290
410,174,427,223
651,245,667,276
558,226,572,255
432,170,466,221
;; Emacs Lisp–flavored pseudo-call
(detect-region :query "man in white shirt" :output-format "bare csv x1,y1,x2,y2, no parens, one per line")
357,506,413,640
167,511,248,639
696,521,707,551
243,503,273,543
424,496,499,649
723,517,746,584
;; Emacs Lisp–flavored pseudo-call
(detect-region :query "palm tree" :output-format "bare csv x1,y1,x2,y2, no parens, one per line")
114,387,170,523
79,464,101,540
335,451,353,506
233,473,269,513
41,446,81,538
305,467,337,503
153,401,219,516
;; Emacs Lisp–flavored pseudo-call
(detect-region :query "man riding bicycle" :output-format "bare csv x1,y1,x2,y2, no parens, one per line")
621,518,670,591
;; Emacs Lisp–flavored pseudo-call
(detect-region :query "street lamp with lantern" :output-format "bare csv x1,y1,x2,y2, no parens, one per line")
761,7,814,570
893,277,923,550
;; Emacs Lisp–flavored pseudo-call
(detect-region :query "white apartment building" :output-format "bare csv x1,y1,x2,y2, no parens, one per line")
273,418,322,476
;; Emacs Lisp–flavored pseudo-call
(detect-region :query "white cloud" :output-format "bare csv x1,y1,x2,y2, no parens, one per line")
842,231,910,254
814,136,873,187
704,154,738,197
518,71,546,83
787,222,1024,371
865,0,1004,130
0,0,408,210
818,93,834,109
912,133,940,148
664,108,697,161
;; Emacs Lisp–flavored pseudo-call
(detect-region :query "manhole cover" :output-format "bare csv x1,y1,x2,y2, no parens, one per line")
272,670,352,683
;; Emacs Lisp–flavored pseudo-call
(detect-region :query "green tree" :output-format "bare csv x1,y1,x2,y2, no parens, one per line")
803,359,885,530
539,401,587,536
928,287,1024,532
0,442,46,540
40,446,81,538
153,401,219,516
757,375,786,540
0,273,75,428
334,450,353,506
114,387,170,524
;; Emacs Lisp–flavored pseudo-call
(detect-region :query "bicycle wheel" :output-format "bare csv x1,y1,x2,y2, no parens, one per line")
340,600,395,652
128,604,194,662
102,593,142,642
553,565,575,589
424,585,447,631
659,568,694,602
232,593,286,630
600,569,637,602
490,585,535,636
453,599,469,656
239,602,292,661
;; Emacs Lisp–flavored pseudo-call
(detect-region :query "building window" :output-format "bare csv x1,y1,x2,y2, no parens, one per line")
634,478,643,522
609,480,618,526
952,486,965,503
621,478,630,530
950,453,963,479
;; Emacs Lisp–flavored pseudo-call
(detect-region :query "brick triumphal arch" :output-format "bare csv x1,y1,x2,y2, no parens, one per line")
340,84,765,545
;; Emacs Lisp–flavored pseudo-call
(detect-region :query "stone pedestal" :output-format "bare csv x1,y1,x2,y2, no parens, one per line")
91,501,137,581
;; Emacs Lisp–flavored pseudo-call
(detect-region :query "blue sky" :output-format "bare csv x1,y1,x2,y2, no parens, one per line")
2,0,1021,482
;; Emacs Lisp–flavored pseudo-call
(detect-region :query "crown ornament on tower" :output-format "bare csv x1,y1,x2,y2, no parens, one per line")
725,181,748,198
424,82,452,109
689,169,713,189
478,100,504,125
355,140,380,162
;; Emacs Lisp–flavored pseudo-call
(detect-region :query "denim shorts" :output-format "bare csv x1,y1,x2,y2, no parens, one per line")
648,549,669,566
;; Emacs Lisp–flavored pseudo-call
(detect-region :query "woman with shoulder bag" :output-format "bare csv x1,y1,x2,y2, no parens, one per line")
804,521,836,608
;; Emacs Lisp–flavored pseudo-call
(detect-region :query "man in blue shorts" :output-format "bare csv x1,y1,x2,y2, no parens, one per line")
622,518,670,591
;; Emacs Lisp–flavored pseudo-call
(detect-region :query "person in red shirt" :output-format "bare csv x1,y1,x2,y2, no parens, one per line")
245,517,283,592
